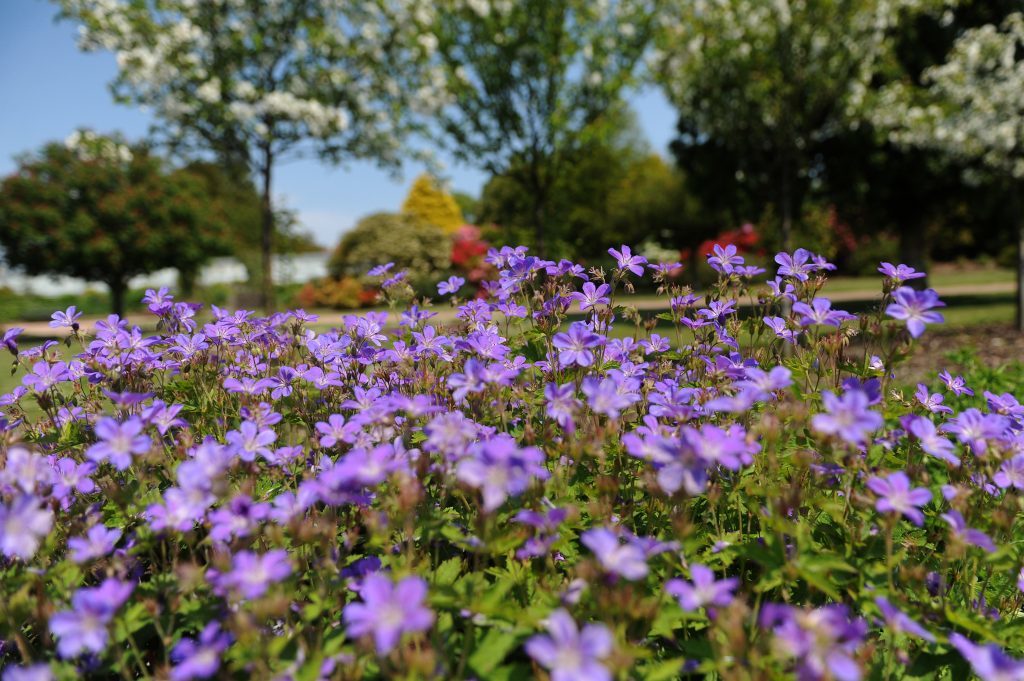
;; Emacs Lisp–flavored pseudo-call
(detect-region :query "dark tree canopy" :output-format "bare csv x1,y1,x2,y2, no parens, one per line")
0,134,230,315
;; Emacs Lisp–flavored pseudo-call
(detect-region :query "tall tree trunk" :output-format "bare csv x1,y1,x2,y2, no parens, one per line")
108,277,126,318
260,147,275,313
1015,183,1024,333
898,220,929,290
533,190,548,258
780,160,794,255
178,268,198,298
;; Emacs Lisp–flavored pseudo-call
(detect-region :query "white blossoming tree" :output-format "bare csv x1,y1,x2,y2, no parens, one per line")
650,0,943,251
874,12,1024,330
430,0,657,255
57,0,445,309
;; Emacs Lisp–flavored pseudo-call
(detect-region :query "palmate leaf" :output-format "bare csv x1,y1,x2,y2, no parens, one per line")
469,627,523,676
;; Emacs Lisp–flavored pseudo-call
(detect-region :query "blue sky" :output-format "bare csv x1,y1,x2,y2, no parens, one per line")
0,0,679,247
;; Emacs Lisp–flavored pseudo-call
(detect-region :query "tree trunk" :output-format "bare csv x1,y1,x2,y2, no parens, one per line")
178,268,198,298
108,278,126,318
780,161,794,254
1016,193,1024,333
898,220,929,290
260,147,275,313
533,191,548,258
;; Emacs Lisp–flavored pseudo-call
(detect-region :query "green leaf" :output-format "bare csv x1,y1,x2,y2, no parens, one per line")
469,628,520,675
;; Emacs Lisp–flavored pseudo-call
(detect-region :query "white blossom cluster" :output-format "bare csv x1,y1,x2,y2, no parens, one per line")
60,0,448,159
650,0,947,147
873,13,1024,179
64,129,133,164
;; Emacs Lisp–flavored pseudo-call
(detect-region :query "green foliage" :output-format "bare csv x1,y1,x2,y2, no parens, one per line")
479,107,703,261
431,0,656,254
0,135,230,314
402,174,465,234
328,213,452,291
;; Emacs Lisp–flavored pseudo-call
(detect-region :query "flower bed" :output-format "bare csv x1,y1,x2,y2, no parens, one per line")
0,245,1022,680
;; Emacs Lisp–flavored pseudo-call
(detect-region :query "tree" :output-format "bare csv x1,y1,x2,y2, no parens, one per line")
328,213,451,293
874,12,1024,330
477,105,677,260
58,0,444,310
452,191,480,224
651,0,943,252
430,0,657,255
401,174,465,234
0,131,229,315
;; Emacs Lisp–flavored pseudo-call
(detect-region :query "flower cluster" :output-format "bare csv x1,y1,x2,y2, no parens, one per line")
1,242,1022,679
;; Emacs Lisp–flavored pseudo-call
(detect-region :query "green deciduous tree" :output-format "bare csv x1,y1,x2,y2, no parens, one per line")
329,213,451,293
652,0,944,252
0,132,229,315
431,0,657,255
58,0,445,310
873,9,1024,329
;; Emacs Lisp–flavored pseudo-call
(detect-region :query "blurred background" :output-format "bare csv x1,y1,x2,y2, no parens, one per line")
1,0,1023,341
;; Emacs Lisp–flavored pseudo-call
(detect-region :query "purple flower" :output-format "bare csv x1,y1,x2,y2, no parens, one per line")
343,574,434,654
570,281,611,312
212,550,292,600
942,409,1009,455
552,322,604,368
0,495,53,560
763,316,798,344
225,421,277,462
666,564,739,611
760,604,866,681
545,382,581,433
811,390,883,446
993,454,1024,490
581,376,640,419
22,361,70,392
940,510,997,553
315,414,348,447
793,298,856,327
878,262,926,283
874,597,934,642
456,435,549,512
949,634,1024,681
866,471,932,525
915,384,953,414
608,245,647,276
208,495,270,543
143,287,174,314
49,306,82,330
2,665,53,681
775,249,814,281
707,244,744,274
368,262,394,277
525,609,613,681
437,276,465,296
939,371,974,396
67,524,122,563
170,622,232,681
222,376,276,396
143,400,188,434
86,416,152,470
49,579,133,658
885,287,945,338
581,527,648,580
906,416,959,466
2,327,23,354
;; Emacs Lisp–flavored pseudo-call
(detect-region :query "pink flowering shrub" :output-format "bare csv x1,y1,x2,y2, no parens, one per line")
0,245,1022,680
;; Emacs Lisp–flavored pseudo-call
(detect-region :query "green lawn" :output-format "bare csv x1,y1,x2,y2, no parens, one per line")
822,268,1013,293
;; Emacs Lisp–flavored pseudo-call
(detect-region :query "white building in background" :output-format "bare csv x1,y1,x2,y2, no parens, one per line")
0,252,330,297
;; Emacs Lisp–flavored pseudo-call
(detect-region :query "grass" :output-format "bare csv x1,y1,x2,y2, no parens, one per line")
821,268,1014,293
